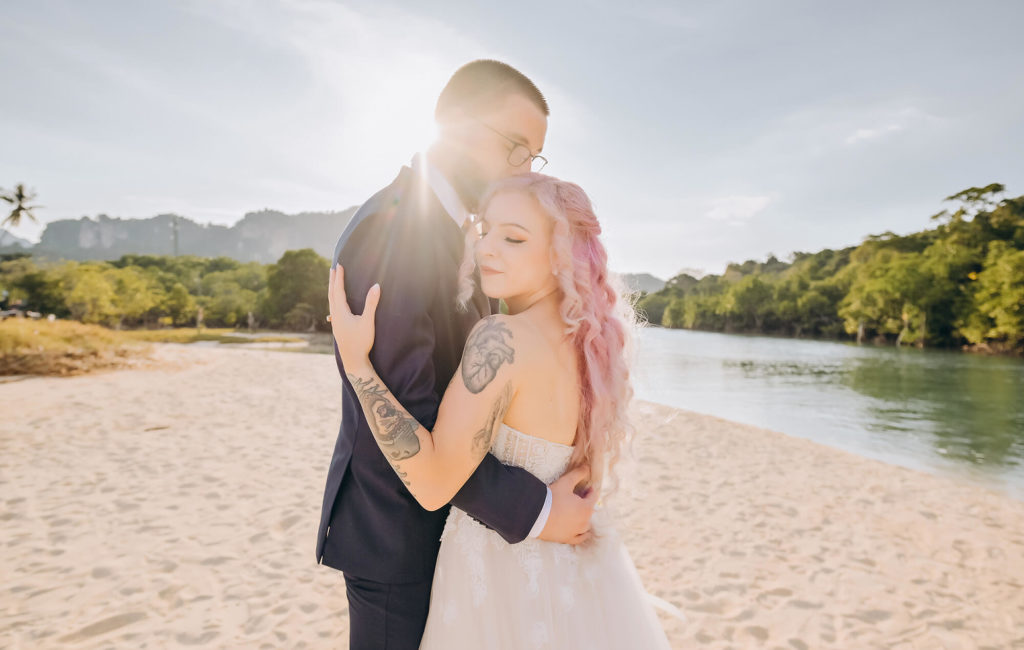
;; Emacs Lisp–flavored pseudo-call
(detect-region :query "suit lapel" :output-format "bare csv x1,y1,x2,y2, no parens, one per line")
404,161,491,321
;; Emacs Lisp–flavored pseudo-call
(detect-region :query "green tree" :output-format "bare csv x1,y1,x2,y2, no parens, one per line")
264,249,330,329
0,257,68,316
104,266,159,328
636,292,671,326
284,302,317,331
164,282,197,325
64,268,116,324
960,241,1024,349
719,274,774,332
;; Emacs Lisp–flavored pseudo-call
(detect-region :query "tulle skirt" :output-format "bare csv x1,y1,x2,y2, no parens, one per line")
419,508,672,649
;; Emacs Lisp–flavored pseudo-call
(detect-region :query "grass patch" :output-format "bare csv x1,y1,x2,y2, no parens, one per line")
0,321,308,376
120,327,240,343
0,319,152,376
241,335,306,344
119,329,304,345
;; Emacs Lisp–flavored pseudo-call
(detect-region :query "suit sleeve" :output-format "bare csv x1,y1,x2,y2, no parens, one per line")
335,210,441,432
451,452,548,544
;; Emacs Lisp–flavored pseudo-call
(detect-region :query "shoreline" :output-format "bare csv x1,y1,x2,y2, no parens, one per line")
640,323,1024,358
2,344,1023,647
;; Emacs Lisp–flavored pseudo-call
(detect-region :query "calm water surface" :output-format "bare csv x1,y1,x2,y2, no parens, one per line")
633,327,1024,501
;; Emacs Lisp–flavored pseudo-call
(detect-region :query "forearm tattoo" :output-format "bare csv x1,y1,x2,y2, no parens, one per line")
472,381,513,459
461,317,515,394
392,463,411,488
346,374,421,466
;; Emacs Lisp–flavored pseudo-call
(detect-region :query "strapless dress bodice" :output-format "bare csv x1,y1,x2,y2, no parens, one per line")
489,422,574,484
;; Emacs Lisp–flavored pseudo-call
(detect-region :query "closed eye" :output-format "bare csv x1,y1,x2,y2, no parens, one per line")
504,237,525,244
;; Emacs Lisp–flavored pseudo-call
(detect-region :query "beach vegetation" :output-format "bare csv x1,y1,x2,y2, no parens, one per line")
638,185,1024,354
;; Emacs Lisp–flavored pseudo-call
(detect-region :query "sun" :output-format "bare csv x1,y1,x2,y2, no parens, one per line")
322,61,450,195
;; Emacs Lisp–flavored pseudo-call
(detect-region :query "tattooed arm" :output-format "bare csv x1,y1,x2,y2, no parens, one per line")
342,315,520,511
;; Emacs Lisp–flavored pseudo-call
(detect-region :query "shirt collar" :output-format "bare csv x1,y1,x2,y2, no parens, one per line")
411,152,471,229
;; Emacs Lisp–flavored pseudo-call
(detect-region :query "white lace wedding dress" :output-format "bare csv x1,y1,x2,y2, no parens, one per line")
419,423,672,649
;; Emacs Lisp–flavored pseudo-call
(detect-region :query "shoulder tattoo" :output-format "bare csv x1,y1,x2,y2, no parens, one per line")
461,317,515,394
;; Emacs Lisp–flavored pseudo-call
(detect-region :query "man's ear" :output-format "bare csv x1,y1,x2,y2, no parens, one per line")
438,106,473,136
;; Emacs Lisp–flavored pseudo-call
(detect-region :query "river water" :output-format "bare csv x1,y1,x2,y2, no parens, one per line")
633,327,1024,500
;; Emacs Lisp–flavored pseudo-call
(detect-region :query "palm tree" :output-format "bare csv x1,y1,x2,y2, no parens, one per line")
1,184,42,230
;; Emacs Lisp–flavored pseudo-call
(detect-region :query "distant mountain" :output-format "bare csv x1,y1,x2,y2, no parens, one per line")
0,208,358,263
0,228,32,248
619,272,666,294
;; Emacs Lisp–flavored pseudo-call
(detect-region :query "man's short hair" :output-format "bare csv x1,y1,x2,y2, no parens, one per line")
435,60,549,121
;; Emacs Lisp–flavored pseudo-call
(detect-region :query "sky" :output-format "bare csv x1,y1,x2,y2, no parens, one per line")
2,0,1023,279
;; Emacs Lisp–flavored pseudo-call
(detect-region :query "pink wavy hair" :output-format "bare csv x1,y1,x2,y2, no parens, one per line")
457,173,637,489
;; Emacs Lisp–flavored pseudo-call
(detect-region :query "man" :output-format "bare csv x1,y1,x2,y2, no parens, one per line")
317,60,597,649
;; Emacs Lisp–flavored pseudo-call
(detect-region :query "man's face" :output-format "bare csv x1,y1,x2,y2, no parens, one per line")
445,93,548,205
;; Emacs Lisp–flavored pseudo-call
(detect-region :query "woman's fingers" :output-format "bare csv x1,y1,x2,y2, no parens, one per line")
364,283,381,320
332,266,352,318
571,529,593,545
329,265,381,322
561,464,592,493
327,264,334,310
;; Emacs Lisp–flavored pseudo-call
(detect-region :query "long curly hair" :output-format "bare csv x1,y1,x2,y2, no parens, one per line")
457,173,637,489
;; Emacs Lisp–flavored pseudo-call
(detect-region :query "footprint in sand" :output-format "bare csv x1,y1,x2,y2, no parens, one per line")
200,556,234,566
818,613,837,643
277,514,303,532
755,587,793,608
725,609,755,622
744,625,769,642
158,585,183,601
176,630,219,645
58,612,148,643
846,609,893,624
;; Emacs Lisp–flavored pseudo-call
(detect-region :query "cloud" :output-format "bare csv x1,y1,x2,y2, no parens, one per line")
844,106,941,145
704,194,774,225
845,123,904,144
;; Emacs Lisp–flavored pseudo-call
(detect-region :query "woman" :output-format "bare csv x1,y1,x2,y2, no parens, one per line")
329,173,671,648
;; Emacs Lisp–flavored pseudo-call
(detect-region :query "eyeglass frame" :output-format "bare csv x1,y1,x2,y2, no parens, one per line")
473,117,548,172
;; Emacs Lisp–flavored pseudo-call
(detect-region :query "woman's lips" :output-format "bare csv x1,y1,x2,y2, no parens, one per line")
480,265,502,276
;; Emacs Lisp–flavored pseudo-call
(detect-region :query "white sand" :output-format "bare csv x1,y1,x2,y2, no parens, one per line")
2,344,1023,648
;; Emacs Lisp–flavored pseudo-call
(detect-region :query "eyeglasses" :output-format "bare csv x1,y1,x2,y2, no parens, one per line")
474,118,548,172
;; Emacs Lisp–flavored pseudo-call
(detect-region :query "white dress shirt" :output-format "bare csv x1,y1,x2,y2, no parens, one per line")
411,153,553,539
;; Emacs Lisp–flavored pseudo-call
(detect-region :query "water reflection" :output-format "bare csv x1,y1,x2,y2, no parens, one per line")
841,351,1024,468
634,327,1024,500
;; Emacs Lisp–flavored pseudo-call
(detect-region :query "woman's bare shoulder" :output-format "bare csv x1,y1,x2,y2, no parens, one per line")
462,313,548,378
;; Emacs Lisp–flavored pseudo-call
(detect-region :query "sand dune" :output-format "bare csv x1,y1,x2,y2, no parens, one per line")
2,344,1022,648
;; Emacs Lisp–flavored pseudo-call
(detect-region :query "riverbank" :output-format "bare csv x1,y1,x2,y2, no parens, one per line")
643,324,1024,358
2,344,1022,648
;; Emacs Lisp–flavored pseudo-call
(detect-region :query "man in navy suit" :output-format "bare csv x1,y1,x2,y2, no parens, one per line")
316,60,598,649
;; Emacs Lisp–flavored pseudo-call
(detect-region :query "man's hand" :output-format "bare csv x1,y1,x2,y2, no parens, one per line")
538,465,598,545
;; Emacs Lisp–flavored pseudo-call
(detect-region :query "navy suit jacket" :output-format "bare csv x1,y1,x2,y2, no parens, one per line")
316,162,548,583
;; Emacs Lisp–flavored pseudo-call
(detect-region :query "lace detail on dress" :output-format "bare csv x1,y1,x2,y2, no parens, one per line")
437,424,574,605
489,423,574,484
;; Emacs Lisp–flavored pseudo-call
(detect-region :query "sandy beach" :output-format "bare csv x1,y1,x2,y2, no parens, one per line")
2,343,1023,649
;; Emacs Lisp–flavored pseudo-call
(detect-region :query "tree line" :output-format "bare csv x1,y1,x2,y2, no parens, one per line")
637,184,1023,354
3,183,1021,353
0,249,331,332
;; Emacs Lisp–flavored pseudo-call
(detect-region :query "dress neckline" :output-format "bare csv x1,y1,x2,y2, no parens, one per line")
499,422,576,450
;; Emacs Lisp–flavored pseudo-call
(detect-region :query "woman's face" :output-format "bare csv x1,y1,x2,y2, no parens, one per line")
475,190,558,306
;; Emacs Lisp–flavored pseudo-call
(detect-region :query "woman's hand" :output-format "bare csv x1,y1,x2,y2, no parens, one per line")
328,265,381,372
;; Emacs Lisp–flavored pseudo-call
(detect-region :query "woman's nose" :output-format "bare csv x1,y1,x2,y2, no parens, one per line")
475,232,495,259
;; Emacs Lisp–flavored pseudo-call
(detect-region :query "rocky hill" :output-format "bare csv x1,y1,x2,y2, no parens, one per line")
0,208,357,263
